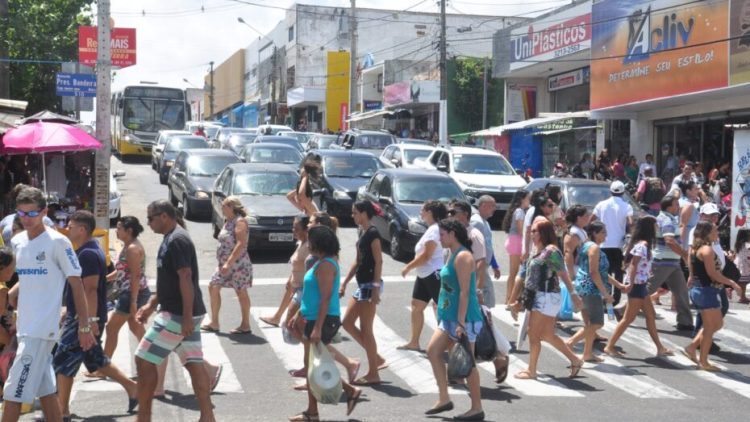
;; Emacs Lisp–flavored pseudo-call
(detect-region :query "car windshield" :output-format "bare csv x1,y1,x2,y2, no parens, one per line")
165,137,208,152
187,156,238,177
566,185,639,209
247,147,302,164
205,126,220,138
259,138,301,151
230,134,257,148
394,178,464,203
233,172,297,195
279,132,311,143
316,136,337,148
403,149,433,164
353,134,393,149
324,156,380,178
123,98,186,132
453,154,515,175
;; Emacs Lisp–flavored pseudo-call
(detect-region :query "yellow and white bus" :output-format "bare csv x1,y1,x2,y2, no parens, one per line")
111,85,190,159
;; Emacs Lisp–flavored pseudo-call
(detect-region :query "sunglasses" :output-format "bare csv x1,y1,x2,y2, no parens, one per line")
147,212,164,223
16,209,42,218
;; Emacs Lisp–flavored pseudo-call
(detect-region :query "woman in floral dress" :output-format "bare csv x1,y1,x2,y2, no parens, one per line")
202,196,254,334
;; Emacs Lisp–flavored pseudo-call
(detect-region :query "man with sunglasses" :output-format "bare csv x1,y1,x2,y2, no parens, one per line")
2,187,95,422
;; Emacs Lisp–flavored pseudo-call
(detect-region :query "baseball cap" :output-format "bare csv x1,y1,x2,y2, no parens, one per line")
610,180,626,194
699,203,720,215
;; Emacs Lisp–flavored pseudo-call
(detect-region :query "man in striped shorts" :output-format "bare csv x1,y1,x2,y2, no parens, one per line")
134,201,215,422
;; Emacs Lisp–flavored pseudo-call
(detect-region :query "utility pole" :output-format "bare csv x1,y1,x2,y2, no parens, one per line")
439,0,448,145
0,0,9,99
94,0,112,230
209,61,215,118
349,0,358,122
482,57,488,130
271,46,277,124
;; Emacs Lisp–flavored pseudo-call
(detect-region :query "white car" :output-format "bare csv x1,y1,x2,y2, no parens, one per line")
418,146,526,211
109,170,126,223
379,143,436,169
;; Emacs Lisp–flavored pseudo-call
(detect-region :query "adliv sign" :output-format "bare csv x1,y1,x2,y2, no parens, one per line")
78,26,136,68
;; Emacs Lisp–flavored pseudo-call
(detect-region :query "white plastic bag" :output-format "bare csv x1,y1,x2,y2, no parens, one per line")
490,315,511,356
516,310,530,351
282,324,300,345
307,343,342,405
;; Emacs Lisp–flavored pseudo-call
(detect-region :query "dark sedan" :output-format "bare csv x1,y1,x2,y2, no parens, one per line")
253,135,304,153
239,143,303,167
211,163,300,251
312,150,383,220
168,149,241,219
357,169,467,261
224,133,258,155
158,135,209,184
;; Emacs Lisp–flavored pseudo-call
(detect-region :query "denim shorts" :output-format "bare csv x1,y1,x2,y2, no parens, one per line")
438,320,483,343
114,287,151,315
581,294,605,326
532,291,562,317
353,281,383,302
627,283,649,299
689,286,722,310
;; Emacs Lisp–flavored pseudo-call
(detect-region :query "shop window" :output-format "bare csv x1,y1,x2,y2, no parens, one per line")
288,25,294,42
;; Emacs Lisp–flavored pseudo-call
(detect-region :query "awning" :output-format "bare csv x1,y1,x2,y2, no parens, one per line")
538,125,598,136
346,109,394,123
471,111,592,136
287,86,325,108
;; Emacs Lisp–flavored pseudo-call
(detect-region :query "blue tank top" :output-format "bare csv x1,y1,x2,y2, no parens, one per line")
574,241,611,297
437,247,482,323
300,257,341,320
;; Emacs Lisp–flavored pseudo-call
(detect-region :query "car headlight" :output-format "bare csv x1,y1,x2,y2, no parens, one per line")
333,190,350,200
195,191,209,199
246,216,258,224
408,219,426,235
165,160,174,167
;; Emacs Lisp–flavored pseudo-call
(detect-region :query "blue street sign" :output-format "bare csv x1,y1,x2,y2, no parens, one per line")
56,73,97,97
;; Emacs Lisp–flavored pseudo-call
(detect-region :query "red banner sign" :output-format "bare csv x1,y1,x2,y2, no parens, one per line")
78,26,136,68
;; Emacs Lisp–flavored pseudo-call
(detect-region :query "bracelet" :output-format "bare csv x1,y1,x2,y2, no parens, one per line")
88,317,100,322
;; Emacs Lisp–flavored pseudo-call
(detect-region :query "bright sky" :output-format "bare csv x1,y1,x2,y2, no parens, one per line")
81,0,566,123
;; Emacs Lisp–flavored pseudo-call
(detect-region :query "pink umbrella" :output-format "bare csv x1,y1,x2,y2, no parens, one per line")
0,122,103,193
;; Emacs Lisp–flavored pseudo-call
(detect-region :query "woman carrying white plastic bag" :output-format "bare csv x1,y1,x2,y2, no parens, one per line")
288,226,362,422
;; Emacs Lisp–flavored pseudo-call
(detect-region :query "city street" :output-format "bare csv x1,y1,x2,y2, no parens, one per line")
20,156,750,421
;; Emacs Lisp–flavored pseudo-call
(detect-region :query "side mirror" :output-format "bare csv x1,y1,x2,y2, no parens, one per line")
437,163,448,172
390,158,400,167
175,171,186,178
378,196,393,206
213,190,226,199
113,170,126,178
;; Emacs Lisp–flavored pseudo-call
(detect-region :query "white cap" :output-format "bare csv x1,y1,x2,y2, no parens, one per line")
610,180,626,194
699,203,720,215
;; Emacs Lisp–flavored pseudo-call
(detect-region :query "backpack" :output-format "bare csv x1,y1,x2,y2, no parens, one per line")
642,177,666,204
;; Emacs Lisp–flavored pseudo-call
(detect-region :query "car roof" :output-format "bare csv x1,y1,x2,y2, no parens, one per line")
245,142,299,150
257,135,299,141
527,177,614,187
169,135,207,142
376,168,453,180
176,149,237,158
394,144,436,151
159,130,190,135
440,146,500,156
315,149,380,158
226,163,298,173
349,130,392,136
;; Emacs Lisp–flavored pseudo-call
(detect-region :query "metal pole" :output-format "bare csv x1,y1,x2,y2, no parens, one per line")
482,57,488,130
0,0,9,98
75,62,81,121
350,0,358,120
209,61,215,117
271,47,277,124
94,0,112,229
439,0,448,145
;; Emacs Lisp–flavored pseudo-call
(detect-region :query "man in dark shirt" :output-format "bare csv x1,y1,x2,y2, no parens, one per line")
53,211,138,419
135,200,215,422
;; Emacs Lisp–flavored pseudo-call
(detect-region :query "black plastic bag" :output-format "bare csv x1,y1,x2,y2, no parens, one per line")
474,311,497,362
448,334,475,379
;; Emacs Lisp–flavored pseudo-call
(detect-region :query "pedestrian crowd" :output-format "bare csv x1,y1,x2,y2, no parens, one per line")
0,149,746,422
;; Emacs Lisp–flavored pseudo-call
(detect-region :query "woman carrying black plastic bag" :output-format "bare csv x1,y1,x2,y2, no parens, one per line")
425,219,484,421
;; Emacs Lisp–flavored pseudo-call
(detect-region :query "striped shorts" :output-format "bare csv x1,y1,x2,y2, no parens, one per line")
135,311,205,366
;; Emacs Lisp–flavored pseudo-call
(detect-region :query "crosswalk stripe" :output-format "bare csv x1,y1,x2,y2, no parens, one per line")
601,317,750,399
148,275,511,288
725,307,750,325
181,332,245,394
490,308,690,399
250,307,306,373
417,307,584,398
651,307,750,355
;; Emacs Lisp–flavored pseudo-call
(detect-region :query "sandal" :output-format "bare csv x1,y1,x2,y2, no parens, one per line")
289,411,319,421
229,328,252,335
293,383,308,391
200,325,219,333
699,364,721,372
347,388,362,416
260,317,280,327
656,348,674,357
569,361,583,378
513,370,536,380
680,347,698,364
603,348,625,358
352,376,381,386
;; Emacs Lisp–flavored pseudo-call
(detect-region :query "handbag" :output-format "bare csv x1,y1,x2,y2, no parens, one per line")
520,287,536,310
474,309,497,362
307,342,343,405
447,334,475,379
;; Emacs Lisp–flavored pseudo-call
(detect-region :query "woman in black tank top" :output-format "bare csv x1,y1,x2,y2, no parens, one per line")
683,222,741,371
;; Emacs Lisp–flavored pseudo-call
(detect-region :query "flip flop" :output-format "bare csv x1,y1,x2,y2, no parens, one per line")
229,328,252,335
83,371,106,379
604,349,625,357
584,356,604,363
377,361,389,371
288,411,319,421
513,370,536,380
656,348,674,357
200,325,219,333
396,345,423,352
210,364,223,392
293,383,308,391
348,361,361,384
680,348,698,364
569,361,583,378
352,376,381,386
260,317,280,327
699,364,721,372
346,388,362,416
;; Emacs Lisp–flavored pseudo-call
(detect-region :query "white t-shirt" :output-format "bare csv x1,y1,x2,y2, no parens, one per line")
628,242,652,284
521,206,536,255
592,196,633,249
12,228,82,339
688,226,725,270
415,224,444,278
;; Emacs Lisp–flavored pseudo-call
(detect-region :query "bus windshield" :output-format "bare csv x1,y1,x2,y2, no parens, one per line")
123,98,186,132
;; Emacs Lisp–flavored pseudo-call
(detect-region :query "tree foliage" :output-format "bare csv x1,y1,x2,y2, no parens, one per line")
450,57,502,133
3,0,92,115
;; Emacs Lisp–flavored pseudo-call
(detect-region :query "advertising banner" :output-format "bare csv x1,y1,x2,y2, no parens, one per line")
79,26,137,68
383,80,439,107
591,0,728,109
730,0,750,85
325,51,350,132
732,129,750,246
506,84,537,123
509,1,592,71
548,67,589,92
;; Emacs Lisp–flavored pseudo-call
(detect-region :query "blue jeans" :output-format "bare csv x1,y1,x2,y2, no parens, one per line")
693,287,728,337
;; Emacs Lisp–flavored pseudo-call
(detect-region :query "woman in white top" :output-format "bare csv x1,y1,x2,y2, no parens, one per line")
563,205,590,277
502,189,530,307
398,200,448,352
604,216,673,357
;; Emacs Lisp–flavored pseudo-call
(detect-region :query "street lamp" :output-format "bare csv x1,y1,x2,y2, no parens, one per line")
183,78,197,88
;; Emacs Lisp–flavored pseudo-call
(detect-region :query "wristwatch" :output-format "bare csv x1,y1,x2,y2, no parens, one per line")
78,324,92,334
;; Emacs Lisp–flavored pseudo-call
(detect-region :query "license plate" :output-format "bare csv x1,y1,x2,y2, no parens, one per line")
269,232,294,242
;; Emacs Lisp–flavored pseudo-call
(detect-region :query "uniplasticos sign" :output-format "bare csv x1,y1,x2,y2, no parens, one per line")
590,0,729,109
509,1,592,71
78,26,137,68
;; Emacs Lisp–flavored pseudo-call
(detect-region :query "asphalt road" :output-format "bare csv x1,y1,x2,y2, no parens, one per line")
19,156,750,421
